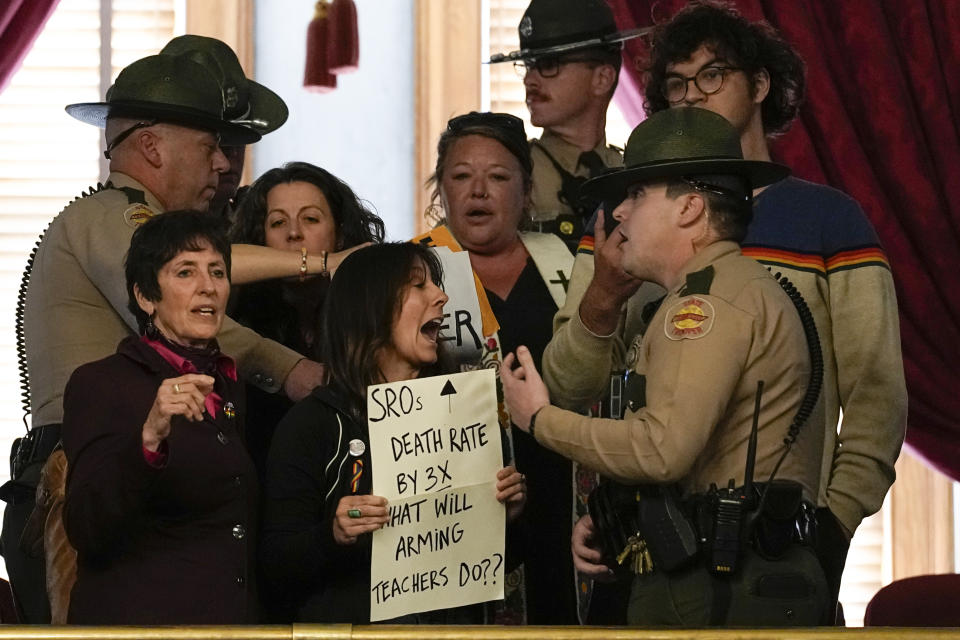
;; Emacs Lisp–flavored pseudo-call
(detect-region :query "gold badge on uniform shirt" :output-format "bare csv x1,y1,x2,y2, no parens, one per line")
625,334,643,368
559,220,574,236
123,203,156,227
664,296,715,341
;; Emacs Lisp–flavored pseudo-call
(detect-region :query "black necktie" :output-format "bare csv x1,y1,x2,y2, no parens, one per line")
578,150,607,178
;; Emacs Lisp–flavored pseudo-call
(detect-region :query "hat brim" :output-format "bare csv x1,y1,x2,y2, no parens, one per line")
581,157,790,203
65,100,261,145
487,26,649,64
238,79,288,135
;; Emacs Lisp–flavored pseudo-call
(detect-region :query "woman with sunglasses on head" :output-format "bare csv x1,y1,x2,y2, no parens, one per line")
260,243,525,623
229,162,385,479
426,112,576,624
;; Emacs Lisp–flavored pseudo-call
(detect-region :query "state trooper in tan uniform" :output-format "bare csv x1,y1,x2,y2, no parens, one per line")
1,45,316,623
501,108,829,626
488,0,644,252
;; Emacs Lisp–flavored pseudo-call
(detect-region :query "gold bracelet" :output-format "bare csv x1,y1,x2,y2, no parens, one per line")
299,246,308,281
320,250,329,279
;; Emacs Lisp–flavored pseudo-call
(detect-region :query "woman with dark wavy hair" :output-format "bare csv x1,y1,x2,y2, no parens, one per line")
229,162,385,478
260,243,525,623
231,161,385,356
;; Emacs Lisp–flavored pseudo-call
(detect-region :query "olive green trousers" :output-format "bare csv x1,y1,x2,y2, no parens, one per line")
628,544,828,627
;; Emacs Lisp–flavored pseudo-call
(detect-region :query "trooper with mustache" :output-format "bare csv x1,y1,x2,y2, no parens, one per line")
489,0,642,253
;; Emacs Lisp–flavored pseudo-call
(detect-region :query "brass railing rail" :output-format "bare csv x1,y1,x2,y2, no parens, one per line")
0,626,959,640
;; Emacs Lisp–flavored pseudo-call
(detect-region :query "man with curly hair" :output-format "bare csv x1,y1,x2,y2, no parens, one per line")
542,1,906,624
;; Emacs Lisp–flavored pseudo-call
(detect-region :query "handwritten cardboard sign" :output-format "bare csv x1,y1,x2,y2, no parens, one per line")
367,369,504,621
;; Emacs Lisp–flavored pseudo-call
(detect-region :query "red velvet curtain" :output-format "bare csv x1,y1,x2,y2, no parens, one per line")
609,0,960,480
0,0,60,94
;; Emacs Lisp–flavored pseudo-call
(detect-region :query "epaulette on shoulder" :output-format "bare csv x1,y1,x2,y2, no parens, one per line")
67,181,114,207
679,265,715,296
67,181,149,208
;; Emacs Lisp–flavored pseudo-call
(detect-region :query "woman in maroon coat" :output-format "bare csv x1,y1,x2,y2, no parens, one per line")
62,211,259,624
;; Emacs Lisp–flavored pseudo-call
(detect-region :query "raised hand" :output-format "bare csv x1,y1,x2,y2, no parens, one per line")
141,374,215,451
501,346,550,432
579,209,642,336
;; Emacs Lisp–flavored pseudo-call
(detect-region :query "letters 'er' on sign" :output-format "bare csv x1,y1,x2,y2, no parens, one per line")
429,247,485,367
367,369,504,621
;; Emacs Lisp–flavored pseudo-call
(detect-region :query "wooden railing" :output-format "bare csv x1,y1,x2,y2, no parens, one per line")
0,626,959,640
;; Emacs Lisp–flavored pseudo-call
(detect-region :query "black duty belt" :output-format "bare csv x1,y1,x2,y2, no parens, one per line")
3,424,62,493
688,483,819,567
18,424,61,467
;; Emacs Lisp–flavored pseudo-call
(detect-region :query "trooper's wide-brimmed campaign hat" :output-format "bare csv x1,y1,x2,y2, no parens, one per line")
65,54,261,145
160,35,288,137
581,108,790,203
488,0,647,64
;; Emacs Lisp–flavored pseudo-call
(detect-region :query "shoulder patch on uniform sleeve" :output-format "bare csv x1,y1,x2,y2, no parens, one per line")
664,296,715,341
123,203,157,227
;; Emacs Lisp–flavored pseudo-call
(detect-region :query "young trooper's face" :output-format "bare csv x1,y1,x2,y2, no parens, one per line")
522,54,607,129
612,181,684,285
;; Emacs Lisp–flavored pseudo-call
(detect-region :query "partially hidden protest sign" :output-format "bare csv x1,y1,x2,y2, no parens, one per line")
431,246,484,368
367,369,504,622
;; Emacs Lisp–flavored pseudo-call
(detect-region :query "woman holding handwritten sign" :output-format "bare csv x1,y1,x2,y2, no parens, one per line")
260,243,525,623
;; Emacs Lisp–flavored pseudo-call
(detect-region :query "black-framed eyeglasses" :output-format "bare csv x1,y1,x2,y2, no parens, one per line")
447,111,526,139
681,176,749,202
661,66,741,104
513,54,606,78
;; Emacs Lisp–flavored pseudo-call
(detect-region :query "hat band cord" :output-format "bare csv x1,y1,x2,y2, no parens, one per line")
681,176,750,202
233,117,269,129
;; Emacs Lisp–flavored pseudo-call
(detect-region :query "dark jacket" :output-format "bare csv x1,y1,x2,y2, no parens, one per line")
260,385,372,623
62,336,258,624
229,278,327,482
